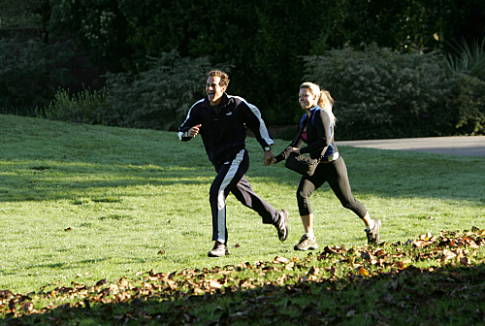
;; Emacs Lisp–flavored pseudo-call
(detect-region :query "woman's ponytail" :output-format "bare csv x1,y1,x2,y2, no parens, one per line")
318,90,337,126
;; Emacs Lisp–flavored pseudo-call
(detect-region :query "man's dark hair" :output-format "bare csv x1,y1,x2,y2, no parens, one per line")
207,70,230,87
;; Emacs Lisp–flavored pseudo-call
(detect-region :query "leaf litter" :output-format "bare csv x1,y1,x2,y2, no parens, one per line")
1,227,485,325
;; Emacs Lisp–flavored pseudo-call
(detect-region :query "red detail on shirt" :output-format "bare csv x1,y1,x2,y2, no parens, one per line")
301,132,308,142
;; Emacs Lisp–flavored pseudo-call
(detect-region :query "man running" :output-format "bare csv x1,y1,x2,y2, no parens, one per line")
178,70,288,257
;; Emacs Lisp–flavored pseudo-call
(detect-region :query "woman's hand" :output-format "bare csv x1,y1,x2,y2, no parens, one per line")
289,147,300,154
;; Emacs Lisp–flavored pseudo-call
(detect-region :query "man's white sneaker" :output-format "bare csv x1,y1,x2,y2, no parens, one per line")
275,209,289,241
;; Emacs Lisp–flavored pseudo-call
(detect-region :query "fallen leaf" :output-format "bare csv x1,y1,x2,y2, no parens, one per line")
463,237,479,248
21,302,33,313
346,309,356,317
276,274,288,284
240,278,256,289
442,249,456,261
450,272,465,282
273,256,289,264
285,262,295,270
307,266,319,276
358,267,370,276
375,249,386,257
326,266,337,276
413,240,433,248
376,322,391,326
376,293,396,305
95,279,107,287
208,279,223,289
236,262,247,270
108,284,119,294
157,250,165,255
396,261,406,270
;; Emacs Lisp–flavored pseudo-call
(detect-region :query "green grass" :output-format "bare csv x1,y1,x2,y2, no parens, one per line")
1,114,484,293
1,113,485,325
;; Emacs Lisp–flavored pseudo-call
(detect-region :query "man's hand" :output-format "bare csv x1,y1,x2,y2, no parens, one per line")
188,124,201,137
264,150,274,166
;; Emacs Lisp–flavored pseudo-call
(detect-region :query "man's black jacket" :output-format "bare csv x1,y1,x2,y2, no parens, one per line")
178,93,274,164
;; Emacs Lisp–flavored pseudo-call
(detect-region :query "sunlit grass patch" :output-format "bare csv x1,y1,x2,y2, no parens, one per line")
0,113,484,319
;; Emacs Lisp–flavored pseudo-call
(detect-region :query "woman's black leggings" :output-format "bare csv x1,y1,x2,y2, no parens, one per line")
297,156,368,218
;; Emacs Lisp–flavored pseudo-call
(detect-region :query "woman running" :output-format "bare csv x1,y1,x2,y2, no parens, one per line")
271,82,381,250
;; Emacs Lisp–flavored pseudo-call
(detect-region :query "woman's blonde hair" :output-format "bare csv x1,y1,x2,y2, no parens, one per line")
300,82,337,126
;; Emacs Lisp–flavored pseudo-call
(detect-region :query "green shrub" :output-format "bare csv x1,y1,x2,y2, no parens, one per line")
0,38,71,115
41,88,107,124
48,0,484,126
445,38,485,82
446,73,485,135
38,51,230,129
302,45,452,139
102,51,231,130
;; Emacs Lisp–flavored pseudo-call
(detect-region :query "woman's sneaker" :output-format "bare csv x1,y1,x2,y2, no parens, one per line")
294,234,319,251
365,219,381,245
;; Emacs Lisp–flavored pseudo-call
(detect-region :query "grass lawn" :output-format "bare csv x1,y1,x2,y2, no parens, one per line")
1,113,484,325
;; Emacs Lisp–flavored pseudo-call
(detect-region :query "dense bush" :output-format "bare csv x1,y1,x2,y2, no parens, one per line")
40,51,231,130
48,0,485,125
446,74,485,135
302,45,485,139
302,45,451,139
0,38,71,115
445,37,485,82
40,47,484,139
7,0,480,138
41,88,107,124
101,51,231,130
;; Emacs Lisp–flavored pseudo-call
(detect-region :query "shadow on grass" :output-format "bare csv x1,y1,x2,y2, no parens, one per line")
249,145,485,205
0,162,215,203
2,261,485,325
1,139,484,206
26,258,109,270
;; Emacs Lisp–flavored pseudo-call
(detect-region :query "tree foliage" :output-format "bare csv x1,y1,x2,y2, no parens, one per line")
101,51,232,130
2,0,482,137
446,73,485,135
0,38,71,115
303,45,485,139
47,0,484,125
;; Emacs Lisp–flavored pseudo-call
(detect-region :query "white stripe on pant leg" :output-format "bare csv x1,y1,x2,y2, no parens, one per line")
216,150,245,243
